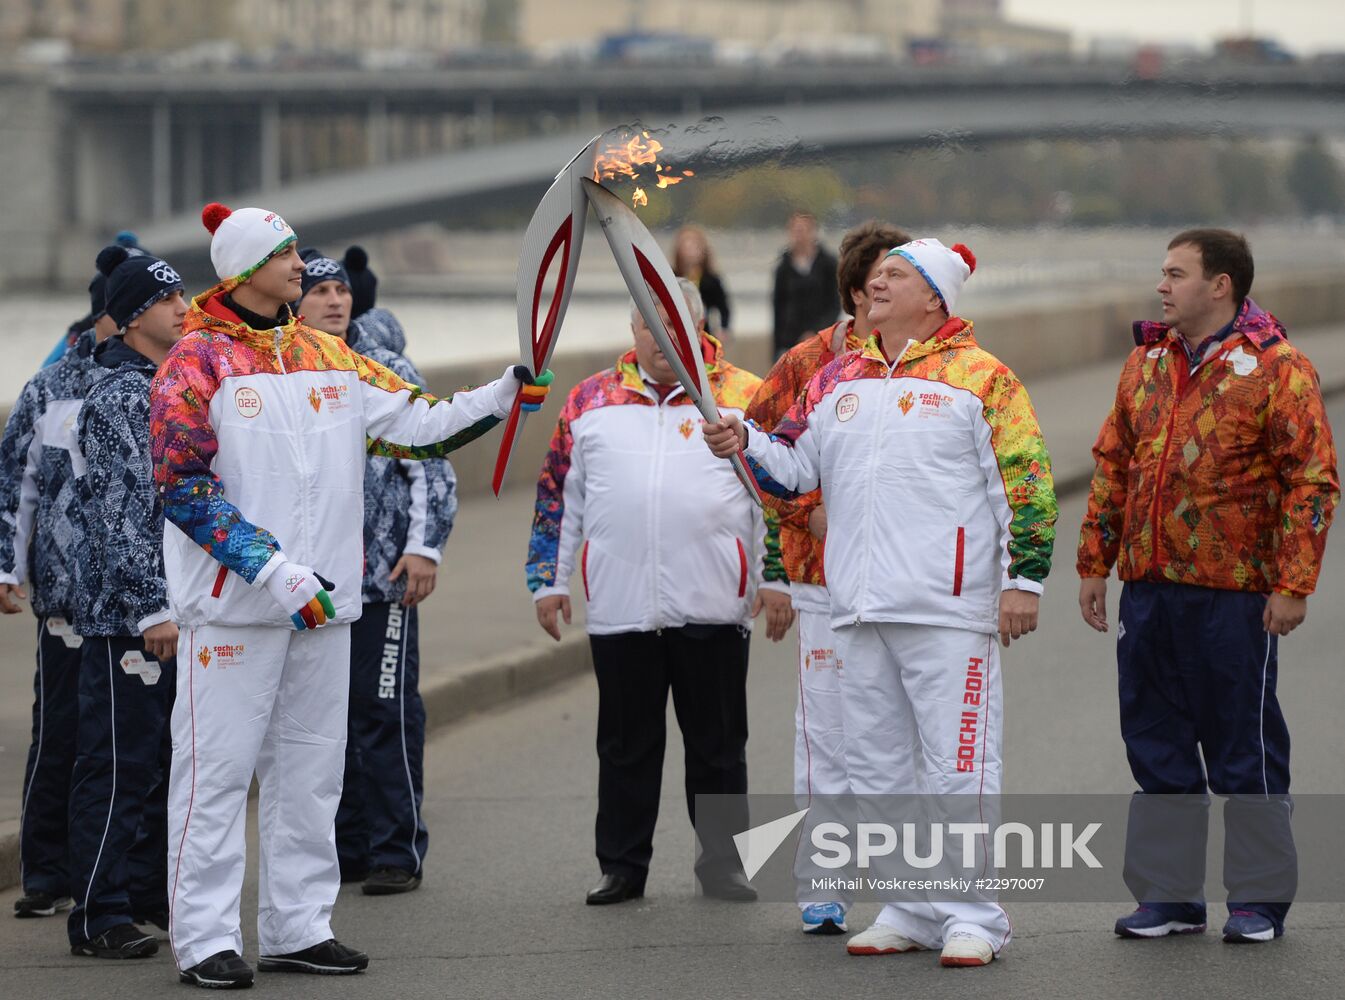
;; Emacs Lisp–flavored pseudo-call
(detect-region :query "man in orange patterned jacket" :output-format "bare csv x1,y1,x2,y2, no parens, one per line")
743,220,908,938
1078,229,1339,946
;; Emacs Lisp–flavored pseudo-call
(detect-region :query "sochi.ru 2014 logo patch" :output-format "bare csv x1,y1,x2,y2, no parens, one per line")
234,386,262,418
836,393,859,422
308,384,350,413
678,418,696,439
197,646,212,668
897,390,915,416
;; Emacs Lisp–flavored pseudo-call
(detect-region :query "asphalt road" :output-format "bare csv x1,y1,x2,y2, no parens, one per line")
1,398,1342,999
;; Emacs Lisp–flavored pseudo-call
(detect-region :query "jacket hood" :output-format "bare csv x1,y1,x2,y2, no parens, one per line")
351,308,407,355
182,279,302,352
93,333,158,374
1132,297,1286,351
859,316,975,368
73,326,98,360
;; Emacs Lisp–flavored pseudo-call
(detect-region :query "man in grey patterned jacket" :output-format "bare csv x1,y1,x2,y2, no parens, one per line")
66,245,187,959
296,249,455,897
0,256,124,920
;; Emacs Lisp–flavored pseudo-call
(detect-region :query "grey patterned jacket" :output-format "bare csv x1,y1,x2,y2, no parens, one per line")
71,336,170,637
349,324,456,605
0,329,109,617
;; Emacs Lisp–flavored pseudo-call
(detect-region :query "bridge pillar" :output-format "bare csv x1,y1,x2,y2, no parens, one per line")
151,101,172,219
259,100,281,191
578,94,599,132
473,94,494,146
367,96,389,165
181,120,203,212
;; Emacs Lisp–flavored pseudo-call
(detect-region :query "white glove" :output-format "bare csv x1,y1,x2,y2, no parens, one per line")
263,560,336,630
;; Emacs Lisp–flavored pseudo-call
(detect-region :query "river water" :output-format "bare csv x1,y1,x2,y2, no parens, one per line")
3,223,1341,406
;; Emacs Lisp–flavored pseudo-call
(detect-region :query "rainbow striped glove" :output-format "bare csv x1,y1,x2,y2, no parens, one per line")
499,365,555,413
265,561,336,630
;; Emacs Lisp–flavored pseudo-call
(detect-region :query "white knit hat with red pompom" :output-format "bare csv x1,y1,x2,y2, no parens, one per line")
886,238,977,315
201,202,297,282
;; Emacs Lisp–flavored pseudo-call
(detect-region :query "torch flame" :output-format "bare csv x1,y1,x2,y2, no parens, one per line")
592,130,694,209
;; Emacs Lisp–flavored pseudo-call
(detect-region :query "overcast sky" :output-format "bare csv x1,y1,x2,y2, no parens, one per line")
1004,0,1343,56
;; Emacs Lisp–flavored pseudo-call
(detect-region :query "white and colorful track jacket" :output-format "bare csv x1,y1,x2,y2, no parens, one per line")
527,336,788,635
744,319,1057,635
149,282,511,628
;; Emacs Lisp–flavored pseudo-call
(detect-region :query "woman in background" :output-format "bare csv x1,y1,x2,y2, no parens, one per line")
673,225,731,339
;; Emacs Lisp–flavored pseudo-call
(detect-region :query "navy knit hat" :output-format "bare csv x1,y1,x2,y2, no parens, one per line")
97,246,184,329
343,245,377,319
298,247,351,299
89,244,151,319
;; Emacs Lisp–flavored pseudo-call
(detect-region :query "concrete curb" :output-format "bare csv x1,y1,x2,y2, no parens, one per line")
420,631,593,732
4,370,1343,894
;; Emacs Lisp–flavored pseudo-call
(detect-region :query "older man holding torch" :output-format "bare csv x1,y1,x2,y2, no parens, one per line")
704,239,1057,967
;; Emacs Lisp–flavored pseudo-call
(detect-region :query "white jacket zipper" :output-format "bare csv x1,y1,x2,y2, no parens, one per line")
650,396,667,633
854,340,916,626
272,327,288,375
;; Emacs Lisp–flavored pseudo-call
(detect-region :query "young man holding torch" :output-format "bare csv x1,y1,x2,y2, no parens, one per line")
151,203,551,989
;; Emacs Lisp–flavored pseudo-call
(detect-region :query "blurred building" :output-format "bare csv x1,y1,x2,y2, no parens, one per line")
940,0,1071,62
237,0,485,52
0,0,485,53
0,0,127,51
516,0,941,58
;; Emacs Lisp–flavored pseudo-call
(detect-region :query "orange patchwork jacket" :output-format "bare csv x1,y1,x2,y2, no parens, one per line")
1077,298,1339,597
744,320,865,587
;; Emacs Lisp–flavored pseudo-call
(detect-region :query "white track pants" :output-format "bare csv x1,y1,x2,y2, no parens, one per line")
167,623,351,970
841,621,1010,952
793,585,850,907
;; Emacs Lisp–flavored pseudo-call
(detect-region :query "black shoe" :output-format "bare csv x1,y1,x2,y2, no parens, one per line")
699,872,759,902
258,939,368,975
14,892,73,918
362,866,422,896
71,922,159,959
339,866,369,884
585,873,644,905
179,950,255,989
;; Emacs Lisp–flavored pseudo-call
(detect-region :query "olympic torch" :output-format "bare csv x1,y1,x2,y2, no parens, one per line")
581,177,762,506
491,136,600,496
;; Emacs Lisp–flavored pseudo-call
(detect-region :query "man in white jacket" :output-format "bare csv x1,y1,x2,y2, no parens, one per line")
704,240,1057,967
527,280,792,905
150,203,551,989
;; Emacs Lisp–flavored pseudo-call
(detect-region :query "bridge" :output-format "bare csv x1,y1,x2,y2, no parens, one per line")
2,62,1343,285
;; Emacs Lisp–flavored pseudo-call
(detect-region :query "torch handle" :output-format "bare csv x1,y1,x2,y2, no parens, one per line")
490,388,528,498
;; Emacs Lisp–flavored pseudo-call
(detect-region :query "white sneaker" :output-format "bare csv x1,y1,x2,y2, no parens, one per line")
846,924,922,956
940,930,995,967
